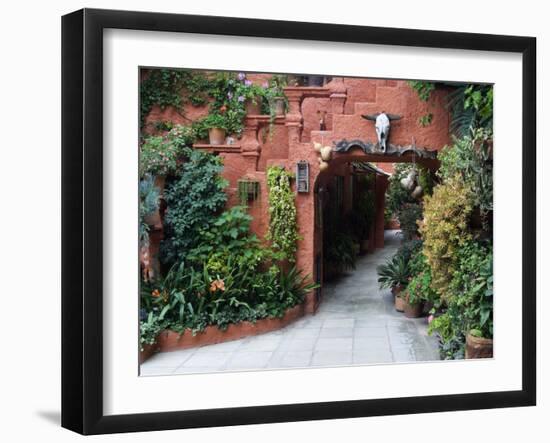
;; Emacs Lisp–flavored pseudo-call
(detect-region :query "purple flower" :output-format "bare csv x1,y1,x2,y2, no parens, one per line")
237,95,245,102
227,91,233,99
244,80,252,87
237,72,246,81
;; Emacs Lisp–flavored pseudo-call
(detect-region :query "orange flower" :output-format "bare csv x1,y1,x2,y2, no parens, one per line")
151,289,161,298
219,105,227,113
209,279,225,293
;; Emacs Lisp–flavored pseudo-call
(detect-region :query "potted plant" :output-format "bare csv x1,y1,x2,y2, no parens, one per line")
201,113,228,145
235,75,266,115
465,329,493,359
377,254,410,312
402,288,423,318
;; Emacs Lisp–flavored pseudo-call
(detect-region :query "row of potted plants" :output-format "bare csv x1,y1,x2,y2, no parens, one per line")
204,73,288,145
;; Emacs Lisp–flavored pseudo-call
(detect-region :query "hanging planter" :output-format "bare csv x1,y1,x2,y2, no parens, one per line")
237,179,260,205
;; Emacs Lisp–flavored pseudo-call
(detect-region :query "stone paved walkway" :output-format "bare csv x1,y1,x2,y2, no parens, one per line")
140,230,440,376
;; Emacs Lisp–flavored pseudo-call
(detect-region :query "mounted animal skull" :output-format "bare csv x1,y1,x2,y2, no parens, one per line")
362,112,402,153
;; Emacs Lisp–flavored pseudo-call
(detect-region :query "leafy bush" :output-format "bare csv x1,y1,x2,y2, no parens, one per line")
407,249,438,306
161,147,228,264
428,240,493,358
447,84,493,137
398,203,423,241
419,174,474,302
266,166,300,262
438,127,493,214
449,240,493,338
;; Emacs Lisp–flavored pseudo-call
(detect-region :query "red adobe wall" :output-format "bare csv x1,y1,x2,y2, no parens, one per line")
142,73,452,313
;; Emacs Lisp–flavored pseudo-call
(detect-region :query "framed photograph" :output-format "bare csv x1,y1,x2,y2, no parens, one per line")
62,8,536,435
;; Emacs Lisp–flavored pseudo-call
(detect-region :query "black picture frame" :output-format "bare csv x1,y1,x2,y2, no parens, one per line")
62,8,536,435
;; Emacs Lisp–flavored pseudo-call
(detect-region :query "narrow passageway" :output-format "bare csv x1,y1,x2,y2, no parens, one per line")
141,230,440,376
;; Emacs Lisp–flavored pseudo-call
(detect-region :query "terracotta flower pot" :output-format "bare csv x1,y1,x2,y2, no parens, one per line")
465,333,493,359
208,128,226,145
273,97,286,116
394,295,405,312
392,286,405,312
245,99,262,115
403,300,423,318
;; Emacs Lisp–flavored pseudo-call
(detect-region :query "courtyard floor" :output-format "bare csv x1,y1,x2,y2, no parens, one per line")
140,230,441,376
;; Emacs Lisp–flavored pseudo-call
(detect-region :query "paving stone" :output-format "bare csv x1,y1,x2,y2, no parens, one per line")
322,318,355,328
182,352,232,368
354,327,388,338
285,338,318,351
353,349,393,364
279,351,313,367
319,327,353,338
225,351,273,369
311,351,352,366
315,338,353,352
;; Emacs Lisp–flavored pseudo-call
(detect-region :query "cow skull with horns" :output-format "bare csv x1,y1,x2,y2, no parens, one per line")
362,112,402,153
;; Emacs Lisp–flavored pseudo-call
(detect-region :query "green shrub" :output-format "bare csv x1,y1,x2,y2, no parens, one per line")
398,203,423,241
419,174,474,302
438,127,493,214
161,147,228,264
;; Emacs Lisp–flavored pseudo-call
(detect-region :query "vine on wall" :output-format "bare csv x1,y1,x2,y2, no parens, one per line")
266,166,300,262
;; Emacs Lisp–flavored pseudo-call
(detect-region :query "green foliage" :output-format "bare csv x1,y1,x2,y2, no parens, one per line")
139,174,160,243
438,127,493,214
418,113,433,127
324,230,358,274
142,261,317,335
407,249,438,306
266,166,300,262
140,133,183,177
408,81,436,101
199,112,229,130
386,163,416,214
428,240,493,358
419,174,474,302
449,240,493,338
398,203,423,241
418,166,434,196
161,147,228,264
140,312,164,351
377,254,410,290
187,206,267,269
140,69,211,127
447,84,493,137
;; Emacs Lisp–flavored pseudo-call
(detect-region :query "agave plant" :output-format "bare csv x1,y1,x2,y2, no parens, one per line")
377,255,410,290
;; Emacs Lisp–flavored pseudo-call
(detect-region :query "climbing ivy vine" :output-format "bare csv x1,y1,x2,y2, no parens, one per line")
266,166,300,262
140,68,211,127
